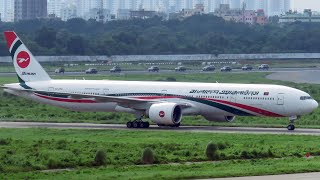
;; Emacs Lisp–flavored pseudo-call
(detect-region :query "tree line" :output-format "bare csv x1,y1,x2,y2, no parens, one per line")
1,15,320,56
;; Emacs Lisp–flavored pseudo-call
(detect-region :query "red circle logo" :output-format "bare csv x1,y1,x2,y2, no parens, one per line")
16,51,31,68
159,111,165,118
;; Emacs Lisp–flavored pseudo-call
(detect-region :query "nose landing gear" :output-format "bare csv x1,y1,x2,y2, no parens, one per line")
287,116,297,131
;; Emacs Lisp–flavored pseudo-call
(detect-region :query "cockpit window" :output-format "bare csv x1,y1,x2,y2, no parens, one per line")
300,96,313,100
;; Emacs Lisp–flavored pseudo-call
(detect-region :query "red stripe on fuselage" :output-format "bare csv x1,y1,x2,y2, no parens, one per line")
4,32,17,49
207,98,284,117
136,96,283,117
34,93,96,103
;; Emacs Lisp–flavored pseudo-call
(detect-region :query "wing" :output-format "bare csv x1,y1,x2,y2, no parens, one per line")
1,86,192,110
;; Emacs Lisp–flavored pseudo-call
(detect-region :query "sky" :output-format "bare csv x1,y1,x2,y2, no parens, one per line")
293,0,320,11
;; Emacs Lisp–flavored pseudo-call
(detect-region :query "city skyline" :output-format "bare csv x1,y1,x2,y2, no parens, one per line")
1,0,320,22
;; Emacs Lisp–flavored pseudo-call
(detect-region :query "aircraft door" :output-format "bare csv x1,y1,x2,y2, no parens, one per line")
48,87,54,92
230,95,237,103
277,94,284,105
103,88,109,96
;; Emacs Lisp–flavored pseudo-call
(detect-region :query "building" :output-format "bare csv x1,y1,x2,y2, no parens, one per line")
214,4,268,25
268,0,290,16
84,8,113,22
214,4,243,21
47,0,61,17
0,0,14,22
229,0,241,9
279,9,320,24
243,0,256,10
130,9,157,19
60,5,77,21
169,3,205,20
14,0,47,21
255,9,268,25
256,0,268,16
117,9,131,20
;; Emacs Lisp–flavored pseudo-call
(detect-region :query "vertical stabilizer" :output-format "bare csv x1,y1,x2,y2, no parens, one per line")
4,31,51,82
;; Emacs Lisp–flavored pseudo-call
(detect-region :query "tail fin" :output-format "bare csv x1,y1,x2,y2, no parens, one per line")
4,31,51,82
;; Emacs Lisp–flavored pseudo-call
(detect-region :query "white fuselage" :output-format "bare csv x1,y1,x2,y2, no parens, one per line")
4,80,318,118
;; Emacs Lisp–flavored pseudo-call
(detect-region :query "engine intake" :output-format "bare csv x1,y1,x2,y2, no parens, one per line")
148,103,182,125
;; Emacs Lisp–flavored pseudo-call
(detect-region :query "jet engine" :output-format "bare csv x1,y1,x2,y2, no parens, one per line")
147,103,182,125
203,115,236,122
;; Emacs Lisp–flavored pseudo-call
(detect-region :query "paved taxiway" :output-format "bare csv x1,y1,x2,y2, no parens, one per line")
1,122,320,135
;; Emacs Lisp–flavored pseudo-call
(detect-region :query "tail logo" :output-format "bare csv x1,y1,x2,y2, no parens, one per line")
16,51,30,68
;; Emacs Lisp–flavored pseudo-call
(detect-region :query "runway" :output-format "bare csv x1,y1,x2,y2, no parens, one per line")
1,122,320,135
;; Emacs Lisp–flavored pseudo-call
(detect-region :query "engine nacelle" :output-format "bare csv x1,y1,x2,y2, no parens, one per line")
203,115,236,122
148,103,182,125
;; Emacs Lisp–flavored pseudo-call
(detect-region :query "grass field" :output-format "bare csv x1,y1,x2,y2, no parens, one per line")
1,72,320,128
0,128,320,179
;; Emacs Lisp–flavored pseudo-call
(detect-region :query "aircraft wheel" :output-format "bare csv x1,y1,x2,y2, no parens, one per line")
133,121,139,128
126,122,133,128
143,122,149,128
139,122,145,128
287,124,295,131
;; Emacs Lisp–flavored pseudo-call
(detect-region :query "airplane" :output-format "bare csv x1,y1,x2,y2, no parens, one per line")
1,31,318,131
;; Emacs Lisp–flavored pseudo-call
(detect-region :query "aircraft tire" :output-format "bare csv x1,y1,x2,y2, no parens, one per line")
287,124,295,131
133,121,139,128
126,122,133,128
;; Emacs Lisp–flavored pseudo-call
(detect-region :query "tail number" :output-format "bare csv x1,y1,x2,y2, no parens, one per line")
16,51,31,68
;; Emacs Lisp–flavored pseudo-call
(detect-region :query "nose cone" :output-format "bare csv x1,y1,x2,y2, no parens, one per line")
312,100,319,111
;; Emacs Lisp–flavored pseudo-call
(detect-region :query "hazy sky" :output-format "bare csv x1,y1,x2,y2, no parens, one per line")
293,0,320,11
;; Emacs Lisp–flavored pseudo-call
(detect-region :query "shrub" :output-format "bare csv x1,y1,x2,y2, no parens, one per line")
142,148,154,164
217,142,227,150
166,77,177,82
240,150,251,159
47,159,59,169
206,142,220,160
0,138,10,145
94,150,107,166
56,139,67,149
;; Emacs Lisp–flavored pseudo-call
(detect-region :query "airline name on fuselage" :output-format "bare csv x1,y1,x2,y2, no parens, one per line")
21,72,36,76
189,90,260,96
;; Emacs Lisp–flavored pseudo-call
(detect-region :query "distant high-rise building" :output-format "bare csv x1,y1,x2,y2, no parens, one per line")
269,0,290,16
60,4,77,21
256,0,268,15
185,0,194,9
14,0,47,21
0,0,14,22
243,0,256,10
47,0,61,17
229,0,241,9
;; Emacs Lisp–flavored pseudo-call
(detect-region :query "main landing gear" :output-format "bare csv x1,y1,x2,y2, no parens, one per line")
126,113,150,129
287,116,297,131
126,120,150,129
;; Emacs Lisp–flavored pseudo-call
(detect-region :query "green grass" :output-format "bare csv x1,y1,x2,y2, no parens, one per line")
1,72,320,128
2,157,320,180
0,128,319,176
